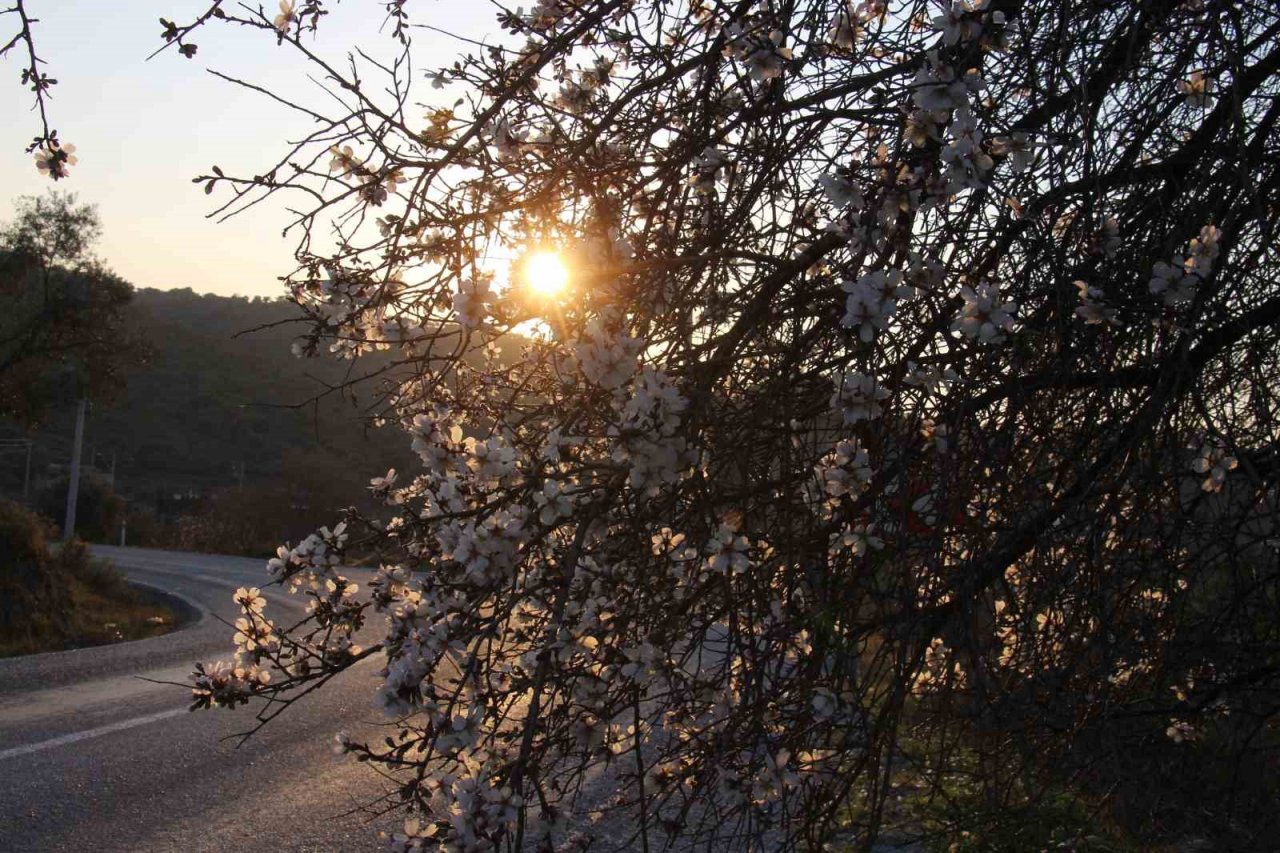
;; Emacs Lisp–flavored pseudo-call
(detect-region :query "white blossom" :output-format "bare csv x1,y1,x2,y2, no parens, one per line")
952,281,1016,343
831,371,890,423
452,275,494,329
1192,442,1237,493
1074,280,1119,326
704,524,750,574
815,439,873,500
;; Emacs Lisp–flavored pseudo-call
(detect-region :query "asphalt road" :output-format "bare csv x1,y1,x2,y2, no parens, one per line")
0,545,397,852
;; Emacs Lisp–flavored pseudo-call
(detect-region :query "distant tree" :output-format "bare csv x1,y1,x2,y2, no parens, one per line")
0,192,141,423
15,1,1280,849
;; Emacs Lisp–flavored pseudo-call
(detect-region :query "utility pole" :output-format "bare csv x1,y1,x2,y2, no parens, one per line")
63,397,87,543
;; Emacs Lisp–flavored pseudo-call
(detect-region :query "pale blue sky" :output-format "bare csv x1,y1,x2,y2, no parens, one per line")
1,0,494,297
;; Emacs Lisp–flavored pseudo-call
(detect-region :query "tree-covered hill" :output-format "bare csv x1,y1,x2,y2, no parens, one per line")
1,287,409,551
106,287,405,493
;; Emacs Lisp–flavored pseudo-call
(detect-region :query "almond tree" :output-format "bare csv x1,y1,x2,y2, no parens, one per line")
16,0,1280,848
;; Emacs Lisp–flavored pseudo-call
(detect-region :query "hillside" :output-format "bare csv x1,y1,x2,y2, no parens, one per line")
0,287,410,551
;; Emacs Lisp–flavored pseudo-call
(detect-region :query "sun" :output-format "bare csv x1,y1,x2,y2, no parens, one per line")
522,250,570,297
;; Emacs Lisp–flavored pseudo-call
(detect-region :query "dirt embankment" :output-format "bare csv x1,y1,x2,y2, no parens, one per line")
0,500,192,657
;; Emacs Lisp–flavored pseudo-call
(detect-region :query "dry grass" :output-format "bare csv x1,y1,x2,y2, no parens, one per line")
0,500,177,657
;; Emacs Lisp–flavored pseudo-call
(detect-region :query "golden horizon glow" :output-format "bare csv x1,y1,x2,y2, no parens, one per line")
522,250,570,297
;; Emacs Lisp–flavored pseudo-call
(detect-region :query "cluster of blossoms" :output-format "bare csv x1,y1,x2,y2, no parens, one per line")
267,523,349,590
572,318,643,390
841,269,912,342
553,56,616,115
452,275,495,330
1074,279,1119,326
190,659,271,709
831,371,889,424
326,142,404,206
1149,224,1222,307
814,439,874,506
825,2,885,53
287,269,417,359
951,281,1017,343
612,367,693,495
1192,441,1238,493
722,21,793,83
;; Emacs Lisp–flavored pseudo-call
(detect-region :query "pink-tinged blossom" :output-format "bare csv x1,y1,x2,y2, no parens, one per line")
190,660,269,709
272,1,295,33
829,522,884,557
826,4,865,51
233,586,267,614
989,132,1035,173
327,144,361,175
744,31,792,82
34,143,77,179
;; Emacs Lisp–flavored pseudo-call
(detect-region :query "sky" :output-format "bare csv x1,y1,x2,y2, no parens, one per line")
1,0,495,298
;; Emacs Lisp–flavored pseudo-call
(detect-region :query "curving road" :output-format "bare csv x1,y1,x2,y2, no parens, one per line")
0,546,395,852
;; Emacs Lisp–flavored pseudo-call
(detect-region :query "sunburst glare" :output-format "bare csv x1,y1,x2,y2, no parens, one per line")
522,250,570,297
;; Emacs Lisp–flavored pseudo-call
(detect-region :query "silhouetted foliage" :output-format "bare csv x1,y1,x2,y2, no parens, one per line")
0,192,142,423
